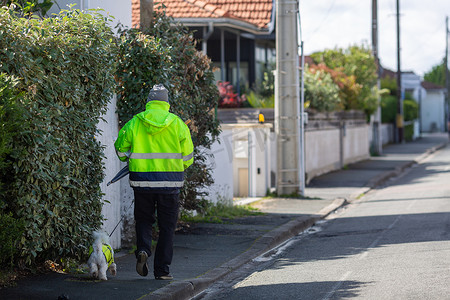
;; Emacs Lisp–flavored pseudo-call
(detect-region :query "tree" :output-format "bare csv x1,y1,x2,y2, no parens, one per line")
116,10,221,212
424,58,446,86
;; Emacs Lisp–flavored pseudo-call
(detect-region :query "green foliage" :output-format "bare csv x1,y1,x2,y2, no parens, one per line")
310,45,379,116
116,10,221,211
381,95,397,123
424,58,446,86
403,99,418,121
180,201,263,224
381,76,397,96
246,91,274,108
0,212,25,268
304,67,341,112
0,74,27,197
246,64,275,108
0,6,117,266
3,0,54,18
381,97,418,124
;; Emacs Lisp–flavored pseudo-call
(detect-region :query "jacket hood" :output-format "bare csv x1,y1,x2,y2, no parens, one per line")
136,101,176,135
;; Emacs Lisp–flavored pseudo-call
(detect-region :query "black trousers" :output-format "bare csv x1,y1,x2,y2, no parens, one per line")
134,190,180,277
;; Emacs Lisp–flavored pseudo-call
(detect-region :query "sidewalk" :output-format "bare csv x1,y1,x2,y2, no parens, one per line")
1,133,448,300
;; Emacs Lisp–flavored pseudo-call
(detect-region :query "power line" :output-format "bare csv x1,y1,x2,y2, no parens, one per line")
308,0,337,35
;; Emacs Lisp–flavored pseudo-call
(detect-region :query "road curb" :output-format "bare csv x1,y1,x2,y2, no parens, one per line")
366,142,448,190
146,198,348,300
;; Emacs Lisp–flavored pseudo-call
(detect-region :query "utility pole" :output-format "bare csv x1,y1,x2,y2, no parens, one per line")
371,0,382,155
140,0,154,29
445,16,449,134
275,0,302,196
396,0,404,143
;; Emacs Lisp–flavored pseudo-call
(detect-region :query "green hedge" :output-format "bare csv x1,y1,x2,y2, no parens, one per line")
381,97,418,123
0,73,27,268
0,73,26,198
116,11,221,211
0,7,117,266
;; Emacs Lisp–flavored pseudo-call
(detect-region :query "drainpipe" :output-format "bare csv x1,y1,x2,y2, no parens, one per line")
221,29,225,81
202,22,214,55
236,31,240,96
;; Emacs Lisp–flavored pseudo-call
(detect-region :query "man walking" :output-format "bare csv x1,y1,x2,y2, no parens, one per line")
114,84,194,280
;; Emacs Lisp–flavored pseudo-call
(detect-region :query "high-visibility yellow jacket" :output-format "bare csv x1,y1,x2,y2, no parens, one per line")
89,244,114,267
114,101,194,193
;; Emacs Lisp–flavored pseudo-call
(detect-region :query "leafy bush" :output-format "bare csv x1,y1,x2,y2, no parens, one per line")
380,95,397,123
246,65,275,108
4,0,54,17
381,94,418,121
308,63,362,110
115,9,220,212
0,6,117,266
304,67,341,112
246,91,274,108
0,212,24,268
310,45,379,116
0,73,27,199
403,99,419,121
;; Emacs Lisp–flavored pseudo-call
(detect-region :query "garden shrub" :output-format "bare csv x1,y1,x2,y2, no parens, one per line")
115,9,220,212
0,73,27,200
246,63,275,108
0,74,27,267
304,66,341,112
0,6,117,266
246,90,274,108
0,212,25,268
310,45,379,116
381,97,418,123
381,95,397,123
403,99,419,122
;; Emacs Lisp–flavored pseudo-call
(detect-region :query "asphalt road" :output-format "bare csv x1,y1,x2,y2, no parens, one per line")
195,144,450,300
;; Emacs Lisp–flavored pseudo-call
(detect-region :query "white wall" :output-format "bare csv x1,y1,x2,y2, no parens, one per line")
269,119,370,185
96,95,121,248
304,128,340,181
88,0,132,29
49,0,132,29
421,90,446,132
205,124,272,202
343,126,370,165
380,123,394,145
204,130,234,204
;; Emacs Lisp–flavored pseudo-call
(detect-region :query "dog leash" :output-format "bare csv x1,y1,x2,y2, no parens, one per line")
109,199,135,238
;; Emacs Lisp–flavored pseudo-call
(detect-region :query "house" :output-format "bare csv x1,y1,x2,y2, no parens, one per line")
148,0,276,94
420,81,447,132
381,68,447,137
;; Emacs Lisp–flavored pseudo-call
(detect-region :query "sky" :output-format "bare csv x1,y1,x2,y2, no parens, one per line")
300,0,450,77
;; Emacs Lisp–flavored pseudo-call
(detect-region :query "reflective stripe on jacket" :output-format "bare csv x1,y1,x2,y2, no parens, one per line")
114,101,194,192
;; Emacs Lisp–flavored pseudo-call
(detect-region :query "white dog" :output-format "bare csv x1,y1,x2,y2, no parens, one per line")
87,231,117,280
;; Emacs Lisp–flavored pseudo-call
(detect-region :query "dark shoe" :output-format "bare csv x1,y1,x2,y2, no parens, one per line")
136,251,149,277
155,274,173,280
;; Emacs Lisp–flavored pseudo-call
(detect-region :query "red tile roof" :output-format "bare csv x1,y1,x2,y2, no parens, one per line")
421,81,445,90
131,0,140,28
149,0,273,30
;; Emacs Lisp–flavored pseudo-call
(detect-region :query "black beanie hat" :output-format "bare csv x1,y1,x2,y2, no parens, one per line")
147,84,169,103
